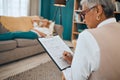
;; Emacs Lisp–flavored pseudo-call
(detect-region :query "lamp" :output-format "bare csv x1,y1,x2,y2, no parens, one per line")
54,0,66,7
53,0,66,25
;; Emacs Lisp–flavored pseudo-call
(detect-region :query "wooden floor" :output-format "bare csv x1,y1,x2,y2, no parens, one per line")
0,53,50,80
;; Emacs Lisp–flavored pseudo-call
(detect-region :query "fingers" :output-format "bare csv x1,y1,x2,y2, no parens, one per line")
63,51,69,60
62,51,73,65
41,33,47,37
63,51,70,57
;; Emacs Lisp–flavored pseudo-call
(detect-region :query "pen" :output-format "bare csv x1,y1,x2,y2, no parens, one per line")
64,51,71,57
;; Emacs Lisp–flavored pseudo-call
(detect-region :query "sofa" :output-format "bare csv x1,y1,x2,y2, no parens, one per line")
0,16,63,65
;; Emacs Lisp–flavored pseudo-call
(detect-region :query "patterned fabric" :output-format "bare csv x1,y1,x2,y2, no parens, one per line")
1,16,33,32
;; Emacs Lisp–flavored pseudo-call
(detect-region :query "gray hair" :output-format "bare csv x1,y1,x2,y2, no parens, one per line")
80,0,115,18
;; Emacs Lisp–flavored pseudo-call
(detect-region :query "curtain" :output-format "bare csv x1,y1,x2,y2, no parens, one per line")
29,0,40,16
0,0,29,16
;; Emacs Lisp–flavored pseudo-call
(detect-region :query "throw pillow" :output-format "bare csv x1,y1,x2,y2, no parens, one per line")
49,21,55,35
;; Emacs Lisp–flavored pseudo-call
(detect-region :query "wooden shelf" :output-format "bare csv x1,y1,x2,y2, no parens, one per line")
114,11,120,14
72,0,85,41
74,10,82,12
73,21,85,24
73,32,79,35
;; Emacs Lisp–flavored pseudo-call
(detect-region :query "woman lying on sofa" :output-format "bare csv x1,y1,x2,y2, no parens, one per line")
0,17,54,41
31,16,55,37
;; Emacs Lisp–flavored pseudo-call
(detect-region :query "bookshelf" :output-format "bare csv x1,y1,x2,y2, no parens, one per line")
114,0,120,21
71,0,86,48
72,0,86,42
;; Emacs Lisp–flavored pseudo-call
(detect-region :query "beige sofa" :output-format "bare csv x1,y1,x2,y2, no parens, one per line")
0,16,63,65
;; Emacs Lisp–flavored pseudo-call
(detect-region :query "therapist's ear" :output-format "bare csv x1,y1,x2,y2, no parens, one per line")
96,5,104,21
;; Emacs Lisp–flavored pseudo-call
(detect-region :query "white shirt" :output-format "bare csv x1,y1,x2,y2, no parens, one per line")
63,18,116,80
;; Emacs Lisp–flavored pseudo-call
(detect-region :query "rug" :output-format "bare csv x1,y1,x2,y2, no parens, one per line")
4,61,62,80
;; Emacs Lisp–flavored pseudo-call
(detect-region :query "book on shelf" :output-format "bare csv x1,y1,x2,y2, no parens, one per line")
115,1,120,12
74,12,81,22
74,10,84,22
78,29,84,33
37,35,73,71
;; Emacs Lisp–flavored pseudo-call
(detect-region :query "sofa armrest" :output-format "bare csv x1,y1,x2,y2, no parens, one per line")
54,24,63,38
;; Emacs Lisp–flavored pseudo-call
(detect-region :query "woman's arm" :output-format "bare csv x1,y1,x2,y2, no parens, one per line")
32,29,47,37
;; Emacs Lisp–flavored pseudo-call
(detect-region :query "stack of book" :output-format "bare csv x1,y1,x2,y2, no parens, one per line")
115,1,120,12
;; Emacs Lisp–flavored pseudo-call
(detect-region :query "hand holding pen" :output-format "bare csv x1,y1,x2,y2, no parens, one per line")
63,51,73,65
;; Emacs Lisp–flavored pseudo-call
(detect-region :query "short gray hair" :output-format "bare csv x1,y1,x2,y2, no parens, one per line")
80,0,115,18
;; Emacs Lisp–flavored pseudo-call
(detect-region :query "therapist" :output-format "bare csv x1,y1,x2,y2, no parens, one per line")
62,0,120,80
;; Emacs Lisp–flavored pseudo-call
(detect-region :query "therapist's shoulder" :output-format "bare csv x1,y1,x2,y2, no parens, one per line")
78,29,93,37
77,29,98,43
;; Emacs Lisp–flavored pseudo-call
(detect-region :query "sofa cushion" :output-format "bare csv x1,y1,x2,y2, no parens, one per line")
0,40,17,52
0,16,33,32
0,45,45,65
15,39,39,47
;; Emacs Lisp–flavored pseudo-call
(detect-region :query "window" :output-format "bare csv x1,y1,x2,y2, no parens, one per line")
0,0,29,17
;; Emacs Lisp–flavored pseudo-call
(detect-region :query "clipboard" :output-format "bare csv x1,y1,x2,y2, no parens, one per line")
37,35,73,71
